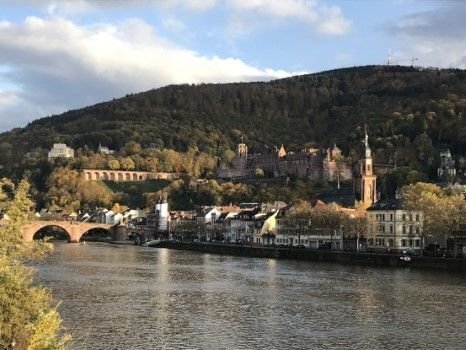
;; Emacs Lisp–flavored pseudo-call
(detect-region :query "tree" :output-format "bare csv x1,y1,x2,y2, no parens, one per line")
255,168,265,178
310,203,346,250
281,200,312,246
120,157,135,171
44,167,83,212
107,159,120,170
402,182,466,255
342,213,377,252
45,167,113,211
0,178,70,348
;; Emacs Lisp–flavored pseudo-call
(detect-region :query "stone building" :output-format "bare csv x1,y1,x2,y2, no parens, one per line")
367,198,423,253
437,149,456,181
217,141,353,182
48,143,74,160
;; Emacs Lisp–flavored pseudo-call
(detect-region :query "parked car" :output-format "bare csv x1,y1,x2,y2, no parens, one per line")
401,247,416,256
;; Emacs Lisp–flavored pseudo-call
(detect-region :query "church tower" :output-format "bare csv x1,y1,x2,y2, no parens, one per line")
354,126,377,208
237,136,248,157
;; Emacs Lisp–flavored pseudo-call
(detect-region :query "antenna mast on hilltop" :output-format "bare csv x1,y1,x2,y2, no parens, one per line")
386,49,420,67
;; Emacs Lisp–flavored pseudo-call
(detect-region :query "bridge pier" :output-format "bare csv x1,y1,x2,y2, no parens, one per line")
112,225,128,241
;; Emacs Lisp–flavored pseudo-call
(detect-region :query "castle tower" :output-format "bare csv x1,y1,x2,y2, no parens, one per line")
278,144,286,158
354,126,377,208
237,138,248,157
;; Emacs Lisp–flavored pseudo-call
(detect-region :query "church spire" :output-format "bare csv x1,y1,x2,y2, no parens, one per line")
362,124,372,159
354,125,377,209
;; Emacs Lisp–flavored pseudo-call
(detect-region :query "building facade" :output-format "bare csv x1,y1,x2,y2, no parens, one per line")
217,142,353,182
367,199,423,253
48,143,74,159
353,127,377,209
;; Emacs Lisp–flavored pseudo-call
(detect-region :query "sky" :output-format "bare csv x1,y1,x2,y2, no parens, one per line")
0,0,465,132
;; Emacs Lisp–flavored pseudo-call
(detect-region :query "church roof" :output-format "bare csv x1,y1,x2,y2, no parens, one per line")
317,187,356,208
367,198,404,211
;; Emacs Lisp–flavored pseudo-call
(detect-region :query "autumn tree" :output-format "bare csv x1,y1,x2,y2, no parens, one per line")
0,179,70,349
402,182,466,255
45,167,113,211
342,212,377,252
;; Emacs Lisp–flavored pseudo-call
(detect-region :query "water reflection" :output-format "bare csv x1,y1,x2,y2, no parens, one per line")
36,242,466,349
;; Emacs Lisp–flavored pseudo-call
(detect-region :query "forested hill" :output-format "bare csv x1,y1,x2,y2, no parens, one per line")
1,65,466,172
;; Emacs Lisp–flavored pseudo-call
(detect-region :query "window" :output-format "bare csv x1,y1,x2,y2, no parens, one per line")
368,238,374,245
402,225,406,234
415,240,420,247
401,239,407,246
402,214,406,221
389,239,394,247
390,214,393,221
389,225,393,234
415,214,420,221
415,227,420,234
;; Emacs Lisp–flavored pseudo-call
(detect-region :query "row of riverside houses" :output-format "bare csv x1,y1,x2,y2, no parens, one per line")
153,200,430,254
146,130,464,256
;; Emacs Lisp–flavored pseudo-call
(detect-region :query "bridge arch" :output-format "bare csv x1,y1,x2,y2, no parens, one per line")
95,172,100,180
85,172,92,181
33,224,71,241
125,173,131,181
103,172,109,180
80,227,112,242
110,173,115,181
132,173,138,180
118,173,123,181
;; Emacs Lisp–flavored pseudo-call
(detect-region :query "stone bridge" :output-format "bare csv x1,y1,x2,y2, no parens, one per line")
22,220,116,243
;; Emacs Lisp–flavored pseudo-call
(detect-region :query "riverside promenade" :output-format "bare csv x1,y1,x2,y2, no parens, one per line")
155,242,466,271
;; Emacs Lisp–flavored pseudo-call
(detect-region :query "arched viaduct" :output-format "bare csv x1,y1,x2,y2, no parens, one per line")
22,221,118,243
82,169,179,182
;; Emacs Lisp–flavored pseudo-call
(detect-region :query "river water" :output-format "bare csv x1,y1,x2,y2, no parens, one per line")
35,242,466,350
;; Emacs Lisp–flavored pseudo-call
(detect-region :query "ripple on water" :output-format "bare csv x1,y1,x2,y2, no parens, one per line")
35,243,466,350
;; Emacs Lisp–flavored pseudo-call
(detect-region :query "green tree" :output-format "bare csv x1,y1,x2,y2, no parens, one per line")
0,179,70,349
254,168,265,178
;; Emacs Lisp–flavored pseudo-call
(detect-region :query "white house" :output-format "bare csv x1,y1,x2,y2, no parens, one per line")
275,218,343,250
48,143,74,160
367,199,423,253
195,206,222,225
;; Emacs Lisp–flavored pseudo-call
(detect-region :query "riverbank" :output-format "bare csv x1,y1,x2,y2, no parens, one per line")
154,242,466,271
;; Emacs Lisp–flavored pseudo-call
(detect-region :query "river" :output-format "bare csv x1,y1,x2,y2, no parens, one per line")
35,242,466,349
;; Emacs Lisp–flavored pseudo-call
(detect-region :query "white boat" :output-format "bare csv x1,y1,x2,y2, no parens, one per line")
142,239,161,247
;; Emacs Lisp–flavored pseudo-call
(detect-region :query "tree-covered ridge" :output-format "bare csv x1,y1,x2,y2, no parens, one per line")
0,65,465,208
1,65,465,159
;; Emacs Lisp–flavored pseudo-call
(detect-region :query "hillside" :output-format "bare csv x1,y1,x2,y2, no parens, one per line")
1,65,465,178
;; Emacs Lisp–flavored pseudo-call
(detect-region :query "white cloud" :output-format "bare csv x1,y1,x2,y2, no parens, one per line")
183,0,217,12
385,2,466,68
0,16,301,131
7,0,217,16
227,0,351,36
162,16,186,33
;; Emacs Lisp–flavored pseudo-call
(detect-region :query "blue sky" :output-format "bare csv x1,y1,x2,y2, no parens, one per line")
0,0,464,131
